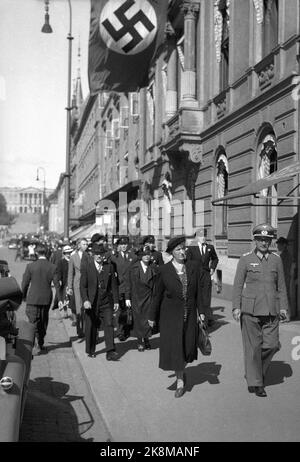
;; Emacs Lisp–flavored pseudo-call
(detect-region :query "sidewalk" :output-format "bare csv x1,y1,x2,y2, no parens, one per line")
62,297,300,442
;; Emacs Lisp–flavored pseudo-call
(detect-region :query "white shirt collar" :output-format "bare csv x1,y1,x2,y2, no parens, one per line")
140,261,148,273
172,259,185,274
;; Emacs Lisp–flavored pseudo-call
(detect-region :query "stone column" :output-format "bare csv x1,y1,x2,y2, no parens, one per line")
181,2,200,108
165,31,178,119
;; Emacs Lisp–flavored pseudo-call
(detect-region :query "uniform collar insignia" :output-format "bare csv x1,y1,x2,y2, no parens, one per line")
255,249,269,260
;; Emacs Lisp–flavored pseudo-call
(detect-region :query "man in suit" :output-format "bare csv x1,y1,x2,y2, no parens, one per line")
111,236,137,341
80,243,120,360
54,244,73,318
186,228,219,326
67,237,88,337
232,224,289,397
22,244,58,353
141,235,164,267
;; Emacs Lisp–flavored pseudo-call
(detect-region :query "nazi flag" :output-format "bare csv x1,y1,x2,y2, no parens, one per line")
88,0,168,93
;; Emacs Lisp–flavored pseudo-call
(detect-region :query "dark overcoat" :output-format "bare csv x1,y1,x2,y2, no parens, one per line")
125,261,157,339
21,258,58,306
80,260,119,310
149,260,205,371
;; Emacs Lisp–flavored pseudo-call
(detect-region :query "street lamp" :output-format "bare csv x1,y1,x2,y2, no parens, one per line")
41,0,73,239
36,166,47,232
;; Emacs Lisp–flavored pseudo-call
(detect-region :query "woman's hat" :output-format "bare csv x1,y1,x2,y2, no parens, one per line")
166,236,186,254
135,245,151,257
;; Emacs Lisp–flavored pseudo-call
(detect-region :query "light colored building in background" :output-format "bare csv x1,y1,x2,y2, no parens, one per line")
0,186,53,215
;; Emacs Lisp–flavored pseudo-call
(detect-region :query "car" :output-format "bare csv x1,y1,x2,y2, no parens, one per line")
8,238,18,249
0,260,10,277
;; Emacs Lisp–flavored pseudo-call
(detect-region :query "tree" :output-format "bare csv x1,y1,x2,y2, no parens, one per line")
0,193,14,226
0,193,7,215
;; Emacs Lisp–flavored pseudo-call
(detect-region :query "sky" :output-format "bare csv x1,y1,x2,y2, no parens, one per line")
0,0,90,190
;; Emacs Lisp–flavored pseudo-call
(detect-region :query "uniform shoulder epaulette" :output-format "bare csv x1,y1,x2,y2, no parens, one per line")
242,251,252,257
271,252,280,257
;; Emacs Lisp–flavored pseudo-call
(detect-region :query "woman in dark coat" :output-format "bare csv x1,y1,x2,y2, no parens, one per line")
125,246,158,351
148,236,205,398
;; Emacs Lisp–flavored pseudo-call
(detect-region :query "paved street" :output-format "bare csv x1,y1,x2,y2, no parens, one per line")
2,245,300,442
2,247,111,442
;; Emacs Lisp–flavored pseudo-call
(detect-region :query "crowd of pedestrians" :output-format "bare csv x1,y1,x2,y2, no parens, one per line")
9,222,293,399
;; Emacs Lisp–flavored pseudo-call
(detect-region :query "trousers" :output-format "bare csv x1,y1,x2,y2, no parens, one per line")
85,304,114,355
26,304,50,347
241,314,280,387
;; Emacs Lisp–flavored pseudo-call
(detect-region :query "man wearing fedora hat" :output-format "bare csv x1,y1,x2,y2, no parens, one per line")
80,243,120,360
54,245,73,318
232,223,289,397
111,236,137,341
186,227,219,326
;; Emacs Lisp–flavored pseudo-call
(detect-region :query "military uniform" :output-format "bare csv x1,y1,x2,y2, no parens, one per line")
232,224,288,393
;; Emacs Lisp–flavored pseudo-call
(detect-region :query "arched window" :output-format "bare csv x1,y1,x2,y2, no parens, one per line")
257,132,278,227
215,151,229,236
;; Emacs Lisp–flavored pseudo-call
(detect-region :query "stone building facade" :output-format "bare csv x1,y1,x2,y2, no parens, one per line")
68,0,300,306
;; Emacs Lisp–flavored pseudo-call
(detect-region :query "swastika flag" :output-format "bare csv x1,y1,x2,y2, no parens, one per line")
88,0,168,93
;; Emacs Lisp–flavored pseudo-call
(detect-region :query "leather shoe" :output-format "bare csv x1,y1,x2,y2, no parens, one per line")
106,350,120,361
87,353,96,358
175,387,185,398
255,386,267,397
248,386,256,393
118,334,127,342
144,339,151,350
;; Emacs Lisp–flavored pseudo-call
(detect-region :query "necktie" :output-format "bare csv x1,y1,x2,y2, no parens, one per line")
202,244,206,255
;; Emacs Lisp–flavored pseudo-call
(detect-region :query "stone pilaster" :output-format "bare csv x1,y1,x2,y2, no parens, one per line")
166,28,178,119
180,2,200,108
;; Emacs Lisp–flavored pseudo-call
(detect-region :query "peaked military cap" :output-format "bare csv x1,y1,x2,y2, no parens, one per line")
117,236,129,245
166,236,186,254
252,223,276,239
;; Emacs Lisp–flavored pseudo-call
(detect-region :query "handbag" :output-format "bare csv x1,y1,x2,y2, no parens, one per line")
197,319,212,356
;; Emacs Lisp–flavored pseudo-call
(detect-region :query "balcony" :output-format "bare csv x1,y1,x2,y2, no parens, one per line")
161,107,203,160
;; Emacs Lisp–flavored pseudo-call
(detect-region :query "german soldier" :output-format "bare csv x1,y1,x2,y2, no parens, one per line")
232,224,288,397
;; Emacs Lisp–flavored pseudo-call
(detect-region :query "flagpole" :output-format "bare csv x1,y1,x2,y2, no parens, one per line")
64,0,73,240
41,0,73,239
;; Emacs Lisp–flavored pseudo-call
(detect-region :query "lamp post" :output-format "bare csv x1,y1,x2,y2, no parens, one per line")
41,0,73,239
36,166,47,232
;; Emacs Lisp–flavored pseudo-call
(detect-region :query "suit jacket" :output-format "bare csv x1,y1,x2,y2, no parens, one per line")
54,258,69,303
232,250,289,316
186,242,219,272
80,260,119,309
149,260,204,371
22,258,57,306
111,250,137,294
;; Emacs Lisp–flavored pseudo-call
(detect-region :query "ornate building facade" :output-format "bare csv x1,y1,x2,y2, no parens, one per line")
68,0,300,308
